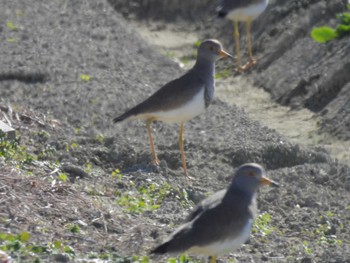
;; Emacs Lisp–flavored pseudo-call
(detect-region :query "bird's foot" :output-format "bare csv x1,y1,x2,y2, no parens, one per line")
241,59,257,72
151,158,161,166
185,173,195,181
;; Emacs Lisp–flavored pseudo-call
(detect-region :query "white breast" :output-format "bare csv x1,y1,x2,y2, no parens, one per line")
226,0,268,21
138,87,206,124
187,219,252,256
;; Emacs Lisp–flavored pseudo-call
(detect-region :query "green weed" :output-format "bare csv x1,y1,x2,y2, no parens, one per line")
115,181,191,214
0,232,75,261
215,68,231,79
311,5,350,43
111,168,123,180
0,132,35,167
167,254,201,263
80,74,91,82
302,240,312,255
67,224,80,234
252,212,275,237
6,21,18,31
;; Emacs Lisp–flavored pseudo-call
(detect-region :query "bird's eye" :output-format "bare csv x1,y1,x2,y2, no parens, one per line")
246,171,256,177
209,46,214,51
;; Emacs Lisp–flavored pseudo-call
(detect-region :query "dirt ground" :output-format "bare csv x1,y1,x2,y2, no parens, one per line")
1,0,350,262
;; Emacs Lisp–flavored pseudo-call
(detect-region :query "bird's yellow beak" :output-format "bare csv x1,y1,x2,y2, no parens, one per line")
218,49,234,59
260,176,279,187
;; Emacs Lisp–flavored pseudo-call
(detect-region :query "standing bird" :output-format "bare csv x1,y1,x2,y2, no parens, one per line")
217,0,269,72
113,39,232,177
151,163,279,262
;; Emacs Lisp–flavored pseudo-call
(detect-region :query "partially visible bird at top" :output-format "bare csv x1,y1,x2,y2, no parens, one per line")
217,0,269,72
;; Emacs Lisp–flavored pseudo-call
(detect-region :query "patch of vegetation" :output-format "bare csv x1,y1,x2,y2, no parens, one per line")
301,212,343,247
67,224,80,234
215,68,231,79
95,133,106,144
302,240,313,255
6,21,18,31
80,74,91,82
252,212,276,238
311,4,350,43
0,132,35,167
167,254,202,263
116,182,172,214
314,214,343,245
0,232,75,262
115,179,192,214
58,172,68,182
6,37,17,43
111,168,123,180
194,40,201,48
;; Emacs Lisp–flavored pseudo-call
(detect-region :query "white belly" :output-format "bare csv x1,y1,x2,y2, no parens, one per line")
226,0,268,21
138,88,206,123
187,219,252,256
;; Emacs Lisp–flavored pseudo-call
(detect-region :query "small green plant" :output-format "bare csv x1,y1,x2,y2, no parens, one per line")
314,215,343,245
6,21,18,31
252,212,275,237
58,173,68,182
80,74,91,82
116,182,172,214
302,240,313,255
167,254,201,263
67,224,80,234
95,134,105,144
194,40,201,47
0,132,35,167
311,5,350,43
215,68,231,79
6,37,17,43
111,168,123,180
84,162,92,174
0,232,75,261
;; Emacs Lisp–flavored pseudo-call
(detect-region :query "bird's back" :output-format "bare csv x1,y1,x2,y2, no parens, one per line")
218,0,268,20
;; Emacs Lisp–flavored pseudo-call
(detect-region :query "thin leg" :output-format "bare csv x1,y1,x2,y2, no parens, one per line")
146,120,160,165
234,19,243,72
242,17,257,71
178,122,188,176
209,256,217,263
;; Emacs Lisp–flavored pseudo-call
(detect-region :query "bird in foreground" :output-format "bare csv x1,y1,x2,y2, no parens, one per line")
113,39,233,177
217,0,269,72
151,163,279,262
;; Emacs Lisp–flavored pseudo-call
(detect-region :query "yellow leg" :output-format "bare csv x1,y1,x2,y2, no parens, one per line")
178,122,188,176
233,19,243,72
242,17,257,71
146,120,160,165
209,256,217,263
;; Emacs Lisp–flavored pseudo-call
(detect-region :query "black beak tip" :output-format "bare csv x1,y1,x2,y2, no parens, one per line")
271,181,279,187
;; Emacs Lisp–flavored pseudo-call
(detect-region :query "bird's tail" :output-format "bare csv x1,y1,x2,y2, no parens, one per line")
217,11,227,18
150,241,170,255
113,112,131,123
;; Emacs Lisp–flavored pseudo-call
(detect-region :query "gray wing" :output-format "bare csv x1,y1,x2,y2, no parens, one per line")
218,0,261,15
163,192,255,254
113,69,205,122
185,190,226,222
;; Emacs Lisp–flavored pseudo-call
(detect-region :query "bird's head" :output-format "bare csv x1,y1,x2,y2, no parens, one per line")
231,163,279,194
197,39,233,62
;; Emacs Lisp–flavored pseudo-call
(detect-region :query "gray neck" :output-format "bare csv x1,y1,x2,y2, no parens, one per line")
193,57,215,107
226,183,257,203
222,185,258,218
193,57,215,81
